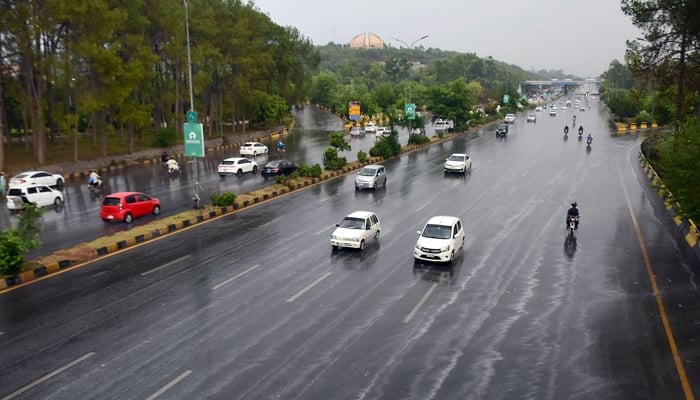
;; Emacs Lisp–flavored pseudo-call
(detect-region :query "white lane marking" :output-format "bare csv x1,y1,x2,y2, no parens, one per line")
0,352,96,400
414,200,433,213
403,283,438,324
144,370,192,400
212,264,261,290
314,225,336,236
259,217,280,228
141,255,192,276
286,272,332,303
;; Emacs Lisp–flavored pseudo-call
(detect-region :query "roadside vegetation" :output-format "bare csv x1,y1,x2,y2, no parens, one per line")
0,205,43,275
603,1,700,220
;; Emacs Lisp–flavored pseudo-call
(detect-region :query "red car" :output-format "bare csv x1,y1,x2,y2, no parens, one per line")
100,192,161,223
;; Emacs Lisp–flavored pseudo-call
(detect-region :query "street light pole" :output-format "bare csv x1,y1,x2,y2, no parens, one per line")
184,0,200,208
392,35,429,136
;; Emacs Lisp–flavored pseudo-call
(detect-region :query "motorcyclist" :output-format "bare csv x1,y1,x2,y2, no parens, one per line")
566,202,580,230
573,115,576,125
586,133,593,145
166,158,180,175
161,151,169,166
88,169,102,188
276,139,285,157
578,125,584,135
564,125,569,135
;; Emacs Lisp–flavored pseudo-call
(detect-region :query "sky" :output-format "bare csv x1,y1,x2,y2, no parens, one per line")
250,0,642,78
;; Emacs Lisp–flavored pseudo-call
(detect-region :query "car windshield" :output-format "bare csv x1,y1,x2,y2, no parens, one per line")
422,224,452,239
339,217,365,229
448,155,465,162
359,168,377,176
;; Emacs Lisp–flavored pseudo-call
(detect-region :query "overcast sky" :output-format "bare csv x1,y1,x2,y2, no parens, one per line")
251,0,641,78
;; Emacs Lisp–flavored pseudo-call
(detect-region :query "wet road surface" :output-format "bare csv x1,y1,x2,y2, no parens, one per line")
1,100,699,399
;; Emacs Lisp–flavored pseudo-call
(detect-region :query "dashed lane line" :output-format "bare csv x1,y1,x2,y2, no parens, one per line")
212,264,261,290
403,283,438,324
286,272,332,303
141,255,192,276
144,370,192,400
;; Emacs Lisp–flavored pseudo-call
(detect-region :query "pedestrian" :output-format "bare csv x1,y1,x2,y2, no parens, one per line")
0,172,6,201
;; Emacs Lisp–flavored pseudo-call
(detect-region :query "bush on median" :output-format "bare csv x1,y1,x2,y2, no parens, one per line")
210,192,237,207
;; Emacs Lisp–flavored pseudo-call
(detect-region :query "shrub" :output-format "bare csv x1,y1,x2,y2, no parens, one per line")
153,127,177,147
357,150,368,163
309,163,322,178
408,134,430,145
323,147,347,170
210,192,237,206
0,231,26,276
276,174,290,183
369,135,401,159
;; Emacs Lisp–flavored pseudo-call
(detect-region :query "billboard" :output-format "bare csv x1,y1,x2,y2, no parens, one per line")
348,101,361,121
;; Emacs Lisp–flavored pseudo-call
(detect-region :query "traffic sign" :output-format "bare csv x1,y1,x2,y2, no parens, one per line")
183,122,205,157
186,111,198,123
404,103,416,120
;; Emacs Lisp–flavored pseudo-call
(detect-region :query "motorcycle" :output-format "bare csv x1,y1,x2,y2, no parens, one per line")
564,126,569,135
166,159,180,177
567,215,579,239
88,177,104,193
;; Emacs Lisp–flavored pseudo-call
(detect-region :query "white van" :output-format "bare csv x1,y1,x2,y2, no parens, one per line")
6,185,64,211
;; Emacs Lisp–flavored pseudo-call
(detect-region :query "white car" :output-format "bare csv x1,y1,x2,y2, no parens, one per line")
535,106,543,112
414,216,465,263
443,153,472,174
355,164,387,190
239,142,268,157
549,109,557,117
504,113,516,123
217,157,258,176
330,211,381,251
350,126,364,137
434,120,447,132
375,127,388,137
364,122,377,133
527,114,537,123
6,185,64,211
10,170,64,187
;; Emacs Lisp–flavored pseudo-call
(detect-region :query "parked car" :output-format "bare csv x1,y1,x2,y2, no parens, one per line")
261,159,297,179
217,157,259,176
364,121,377,134
9,170,64,188
414,215,465,263
443,153,472,174
504,113,516,123
6,185,64,211
330,211,381,251
527,114,537,123
355,164,387,190
496,123,508,137
239,142,268,157
350,126,364,137
100,192,160,223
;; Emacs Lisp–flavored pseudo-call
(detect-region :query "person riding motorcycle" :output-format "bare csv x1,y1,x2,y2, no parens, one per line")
564,125,569,135
161,151,169,166
586,133,593,145
88,169,102,188
578,125,584,135
276,139,285,157
566,202,580,230
166,158,180,175
573,115,576,125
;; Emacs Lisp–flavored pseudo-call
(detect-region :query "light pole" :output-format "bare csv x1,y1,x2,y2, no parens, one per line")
392,35,428,135
184,0,200,208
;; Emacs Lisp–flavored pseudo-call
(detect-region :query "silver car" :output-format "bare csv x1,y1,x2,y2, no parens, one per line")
355,164,387,190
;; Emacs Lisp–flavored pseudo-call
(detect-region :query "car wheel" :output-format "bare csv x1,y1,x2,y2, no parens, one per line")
253,166,258,173
359,240,366,251
237,169,243,177
253,151,257,157
56,178,64,188
449,250,455,263
124,213,133,223
54,197,63,206
331,245,338,252
153,205,161,215
355,185,359,191
374,230,380,241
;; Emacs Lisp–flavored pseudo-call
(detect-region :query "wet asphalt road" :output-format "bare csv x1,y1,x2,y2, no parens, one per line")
0,106,409,260
1,100,700,399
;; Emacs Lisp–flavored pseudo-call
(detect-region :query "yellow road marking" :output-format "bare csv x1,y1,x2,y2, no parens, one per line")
617,161,695,400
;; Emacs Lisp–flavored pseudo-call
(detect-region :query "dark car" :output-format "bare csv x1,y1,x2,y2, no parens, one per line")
261,160,298,179
496,124,508,137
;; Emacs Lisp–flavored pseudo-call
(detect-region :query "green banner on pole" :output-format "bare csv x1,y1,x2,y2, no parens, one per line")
183,122,205,157
404,103,416,120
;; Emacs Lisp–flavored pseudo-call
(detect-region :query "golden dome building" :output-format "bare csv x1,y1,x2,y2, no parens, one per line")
349,32,384,49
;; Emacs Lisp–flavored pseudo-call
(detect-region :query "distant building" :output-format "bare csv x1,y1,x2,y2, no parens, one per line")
349,32,384,49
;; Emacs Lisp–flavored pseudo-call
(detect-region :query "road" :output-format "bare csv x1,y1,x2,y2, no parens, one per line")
0,106,411,260
1,98,699,399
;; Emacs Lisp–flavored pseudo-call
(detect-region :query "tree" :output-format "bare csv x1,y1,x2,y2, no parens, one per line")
622,0,700,120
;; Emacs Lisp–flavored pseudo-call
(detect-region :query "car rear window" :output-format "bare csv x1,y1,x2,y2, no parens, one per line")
221,160,234,166
7,188,23,196
103,197,121,206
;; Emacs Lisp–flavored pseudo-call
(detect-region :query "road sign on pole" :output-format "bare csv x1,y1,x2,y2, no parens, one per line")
186,111,198,123
404,103,416,120
183,122,205,157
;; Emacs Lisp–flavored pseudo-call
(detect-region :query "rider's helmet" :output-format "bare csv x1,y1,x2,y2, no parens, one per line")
571,202,577,208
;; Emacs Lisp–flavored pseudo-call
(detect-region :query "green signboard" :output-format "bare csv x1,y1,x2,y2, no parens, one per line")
404,103,416,120
183,122,204,157
186,111,198,123
503,94,510,104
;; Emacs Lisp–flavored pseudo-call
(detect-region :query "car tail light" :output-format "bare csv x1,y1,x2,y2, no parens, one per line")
272,167,279,172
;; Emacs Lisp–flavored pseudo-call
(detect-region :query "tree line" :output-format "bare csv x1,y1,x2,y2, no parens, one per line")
0,0,320,169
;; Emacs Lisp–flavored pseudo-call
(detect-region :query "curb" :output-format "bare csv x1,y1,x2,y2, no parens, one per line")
1,128,466,290
616,122,658,134
638,153,699,259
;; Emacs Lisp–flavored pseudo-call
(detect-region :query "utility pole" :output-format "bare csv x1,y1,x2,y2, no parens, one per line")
392,35,429,137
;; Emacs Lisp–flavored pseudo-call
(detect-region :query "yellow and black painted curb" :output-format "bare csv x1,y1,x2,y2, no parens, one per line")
639,153,699,257
1,127,466,290
60,127,290,182
617,122,659,134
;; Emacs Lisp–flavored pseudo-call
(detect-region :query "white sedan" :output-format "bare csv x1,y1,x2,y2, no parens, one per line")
444,153,472,174
217,157,258,176
239,142,268,157
10,170,64,187
330,211,381,251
